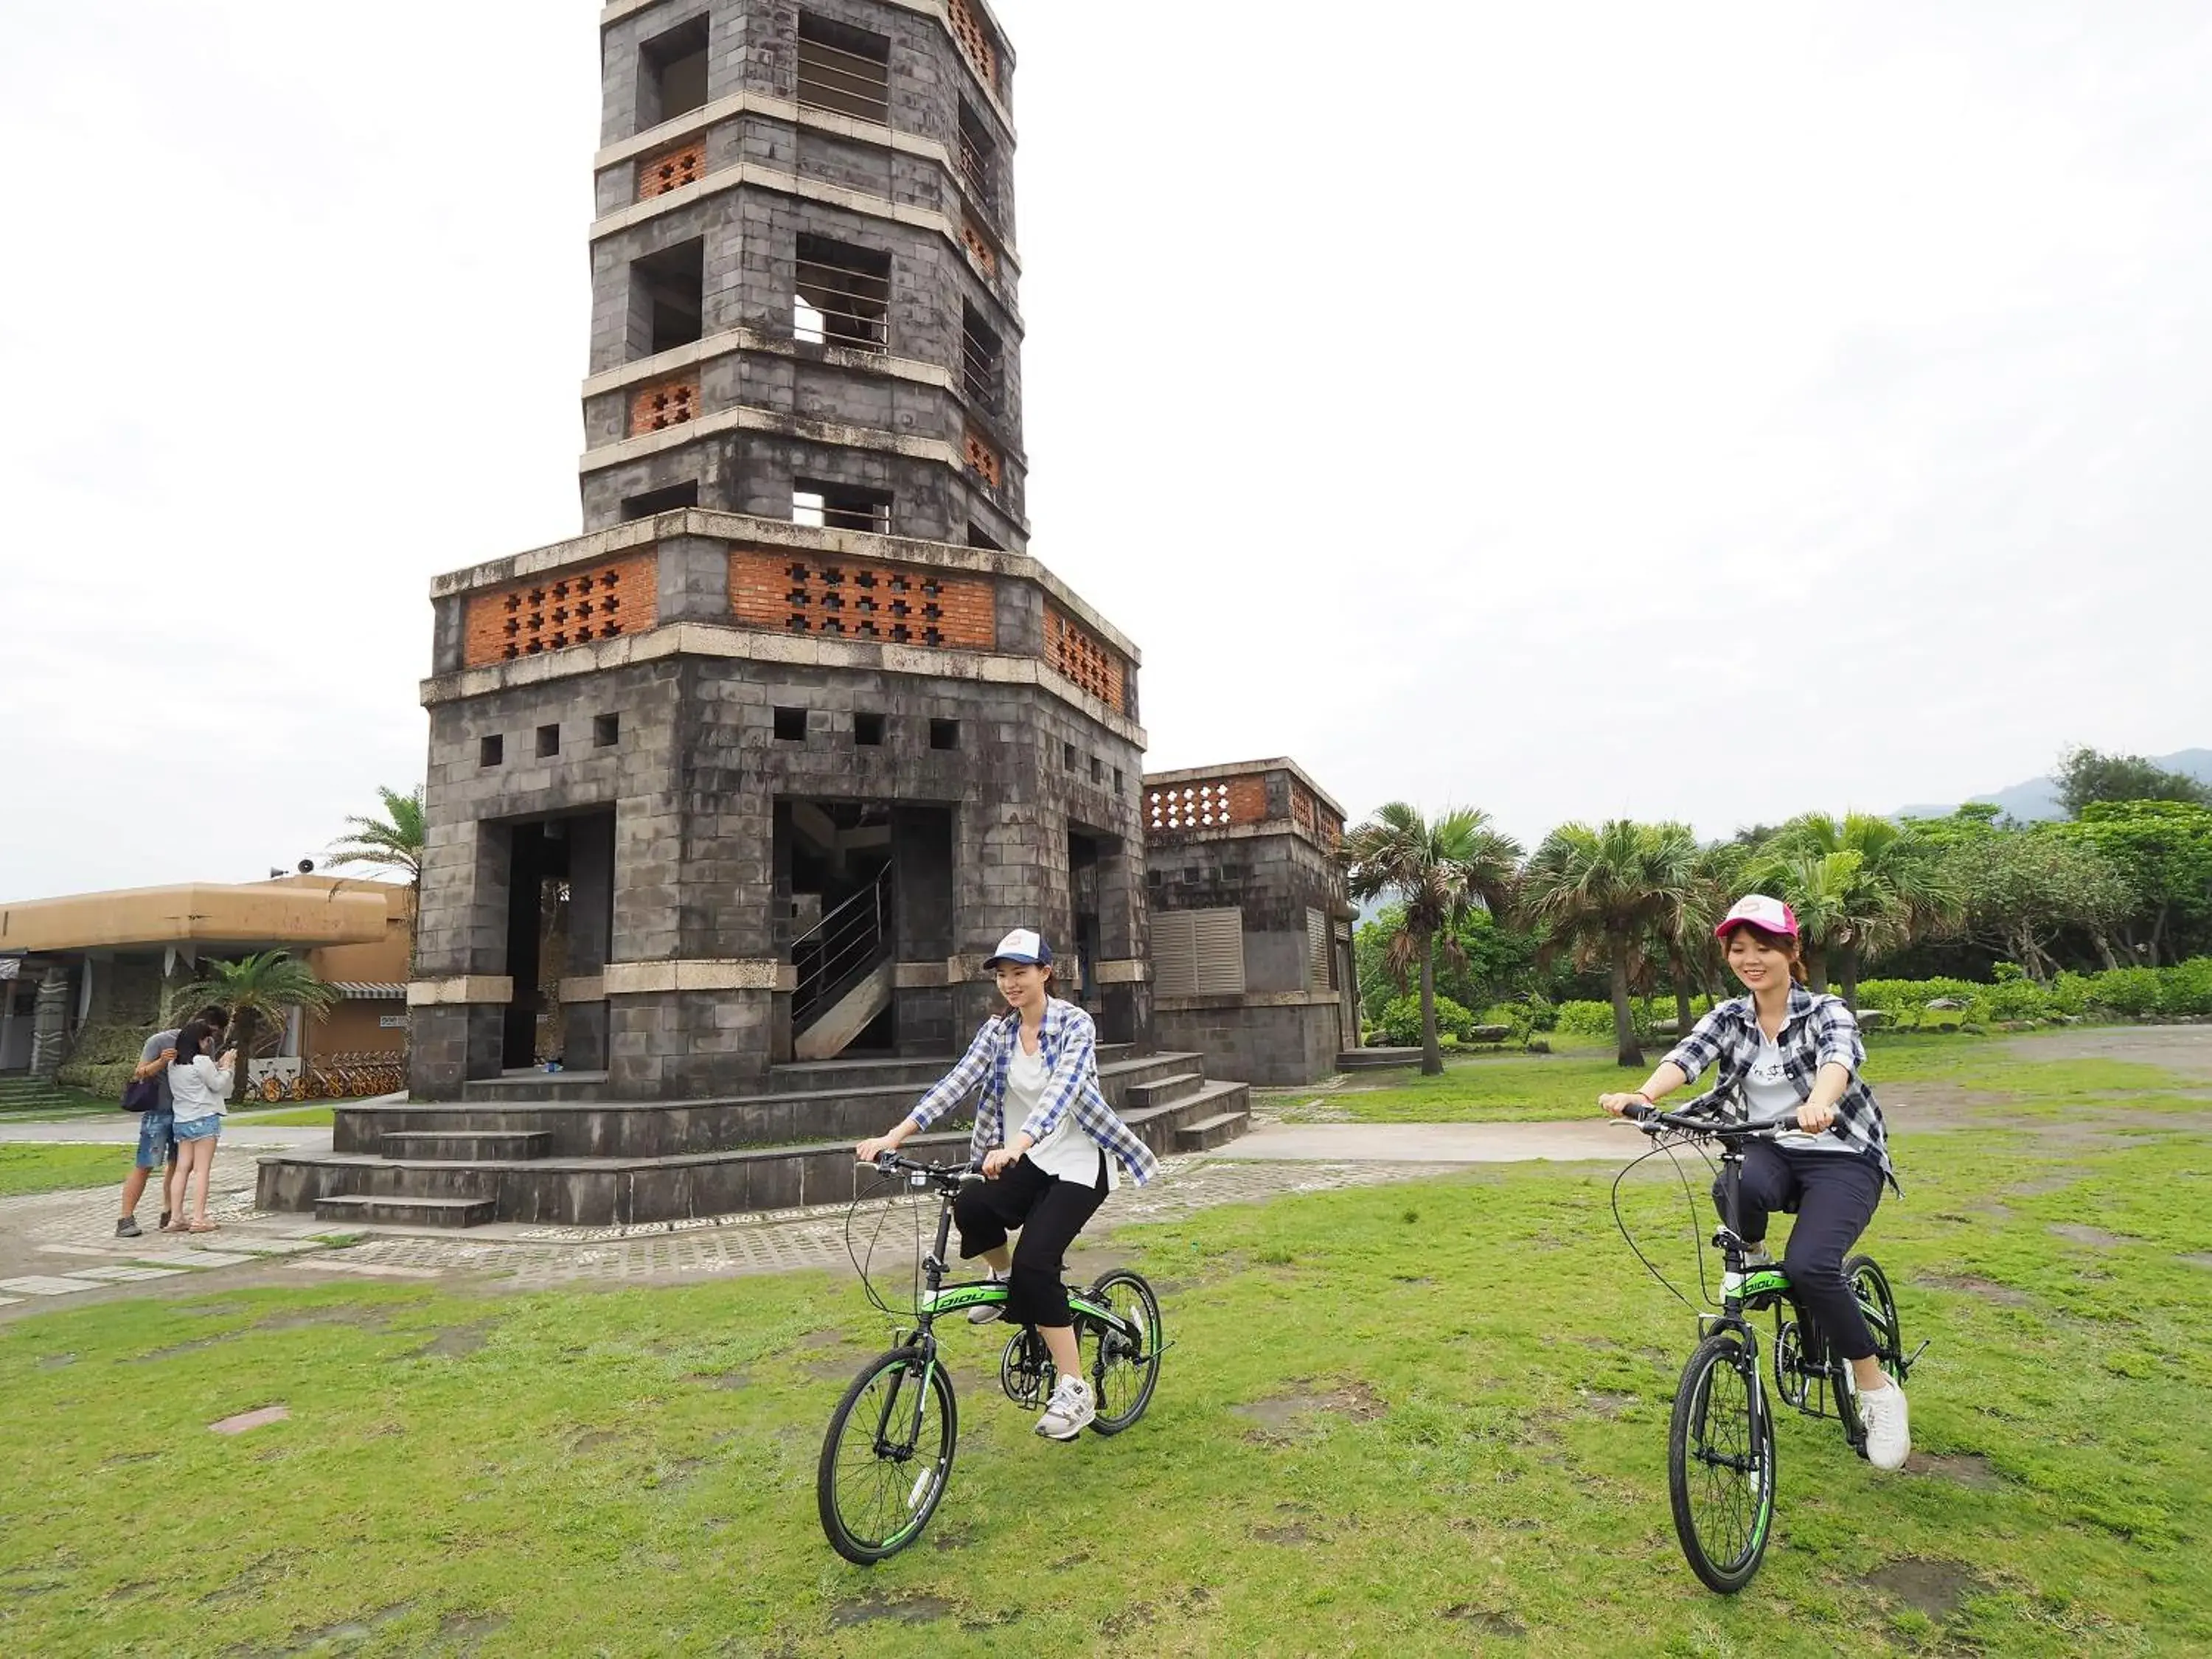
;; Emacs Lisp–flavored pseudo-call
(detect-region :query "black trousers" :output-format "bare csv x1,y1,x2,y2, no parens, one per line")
1716,1141,1885,1362
953,1152,1107,1329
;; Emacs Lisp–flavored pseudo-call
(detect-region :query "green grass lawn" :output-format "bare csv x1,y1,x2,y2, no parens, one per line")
1,1062,2207,1656
229,1107,338,1129
0,1142,133,1198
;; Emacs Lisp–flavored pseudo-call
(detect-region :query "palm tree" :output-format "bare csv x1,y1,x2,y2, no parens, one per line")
1343,804,1523,1077
329,785,426,891
1521,820,1697,1068
1652,828,1736,1039
167,952,340,1105
1753,813,1963,1005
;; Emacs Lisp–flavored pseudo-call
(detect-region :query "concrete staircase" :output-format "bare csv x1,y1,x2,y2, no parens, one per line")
257,1044,1253,1231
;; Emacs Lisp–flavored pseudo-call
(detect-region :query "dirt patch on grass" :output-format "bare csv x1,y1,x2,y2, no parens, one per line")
2005,1172,2086,1197
1863,1557,1989,1622
1251,1523,1321,1545
1905,1451,2006,1490
1231,1378,1385,1441
1922,1273,2036,1307
804,1357,863,1381
1574,1388,1638,1419
2180,1253,2212,1270
571,1429,625,1453
437,1613,509,1648
2048,1224,2139,1250
1443,1605,1528,1638
830,1593,955,1628
409,1324,490,1360
687,1371,749,1391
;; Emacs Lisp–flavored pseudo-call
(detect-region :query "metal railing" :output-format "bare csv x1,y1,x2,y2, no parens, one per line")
792,866,893,1031
797,35,891,124
957,130,998,215
960,330,1003,411
794,244,891,353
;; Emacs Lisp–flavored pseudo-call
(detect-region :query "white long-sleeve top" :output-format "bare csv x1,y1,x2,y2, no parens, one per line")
167,1054,233,1120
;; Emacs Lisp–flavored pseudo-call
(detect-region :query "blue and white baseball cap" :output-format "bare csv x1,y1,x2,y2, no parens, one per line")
984,928,1054,969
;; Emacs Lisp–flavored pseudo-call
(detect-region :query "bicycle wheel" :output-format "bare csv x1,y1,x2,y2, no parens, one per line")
1667,1330,1777,1594
1081,1268,1162,1435
1845,1254,1904,1385
816,1346,959,1565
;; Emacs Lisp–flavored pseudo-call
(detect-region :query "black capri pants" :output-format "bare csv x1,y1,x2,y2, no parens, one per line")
953,1150,1108,1329
1716,1141,1885,1361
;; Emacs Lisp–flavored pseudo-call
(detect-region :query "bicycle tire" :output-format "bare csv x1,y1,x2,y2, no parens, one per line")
1667,1329,1777,1594
1836,1253,1904,1457
815,1346,959,1564
1081,1268,1162,1435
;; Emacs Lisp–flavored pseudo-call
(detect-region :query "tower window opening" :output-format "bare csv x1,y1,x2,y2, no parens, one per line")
793,480,891,536
638,15,710,131
929,719,961,751
967,521,1003,552
956,101,999,214
621,481,699,521
537,724,562,759
960,303,1004,412
774,706,809,742
479,735,504,768
630,238,705,358
794,235,890,352
854,712,886,746
797,13,891,124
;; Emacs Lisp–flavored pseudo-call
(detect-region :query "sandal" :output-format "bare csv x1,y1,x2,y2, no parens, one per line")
187,1220,220,1234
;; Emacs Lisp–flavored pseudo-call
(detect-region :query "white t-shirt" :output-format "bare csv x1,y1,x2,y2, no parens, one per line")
1003,1040,1114,1191
1745,1031,1851,1154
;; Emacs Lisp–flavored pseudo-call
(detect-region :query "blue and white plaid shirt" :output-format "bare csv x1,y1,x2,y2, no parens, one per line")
908,998,1160,1186
1663,984,1900,1192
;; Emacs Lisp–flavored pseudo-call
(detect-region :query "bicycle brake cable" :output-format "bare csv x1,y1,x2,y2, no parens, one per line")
1610,1134,1711,1315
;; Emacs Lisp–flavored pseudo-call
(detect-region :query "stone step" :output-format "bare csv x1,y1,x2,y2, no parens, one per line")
1174,1110,1251,1153
1337,1048,1422,1071
1123,1072,1205,1110
462,1070,612,1104
1120,1078,1251,1150
380,1131,553,1162
314,1194,495,1230
357,1051,1208,1159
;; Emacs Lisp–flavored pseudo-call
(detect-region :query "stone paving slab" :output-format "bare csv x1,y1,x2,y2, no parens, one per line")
0,1276,102,1296
0,1295,18,1307
66,1265,192,1282
287,1259,445,1280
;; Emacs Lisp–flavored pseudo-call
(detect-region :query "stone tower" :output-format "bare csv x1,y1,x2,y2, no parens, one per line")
407,0,1151,1102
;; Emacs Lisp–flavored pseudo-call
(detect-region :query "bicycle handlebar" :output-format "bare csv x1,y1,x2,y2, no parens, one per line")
1621,1091,1838,1141
862,1150,981,1189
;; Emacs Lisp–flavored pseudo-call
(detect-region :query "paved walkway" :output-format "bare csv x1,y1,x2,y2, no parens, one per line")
1218,1120,1630,1163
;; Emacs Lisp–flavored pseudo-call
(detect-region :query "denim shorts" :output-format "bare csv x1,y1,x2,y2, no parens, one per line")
172,1115,223,1144
134,1109,177,1169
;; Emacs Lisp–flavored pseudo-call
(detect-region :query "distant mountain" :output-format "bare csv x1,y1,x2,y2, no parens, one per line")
1896,748,2212,824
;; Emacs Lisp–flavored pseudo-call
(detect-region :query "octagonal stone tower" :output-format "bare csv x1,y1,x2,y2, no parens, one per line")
408,0,1150,1102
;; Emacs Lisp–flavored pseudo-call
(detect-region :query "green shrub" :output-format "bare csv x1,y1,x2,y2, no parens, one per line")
2090,967,2162,1018
1982,977,2052,1023
55,1023,156,1099
1376,994,1477,1048
2048,973,2095,1018
2157,958,2212,1017
1554,1001,1616,1040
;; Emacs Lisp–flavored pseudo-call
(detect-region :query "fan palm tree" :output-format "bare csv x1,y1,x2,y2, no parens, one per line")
167,952,339,1105
1652,828,1738,1039
1343,804,1523,1077
1753,813,1963,1005
1521,820,1698,1068
329,785,426,891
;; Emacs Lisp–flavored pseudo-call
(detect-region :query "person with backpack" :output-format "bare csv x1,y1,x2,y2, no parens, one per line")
164,1015,238,1234
855,929,1158,1441
116,1005,229,1239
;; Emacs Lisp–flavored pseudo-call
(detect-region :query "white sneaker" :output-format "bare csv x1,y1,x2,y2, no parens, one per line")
1857,1377,1910,1470
968,1272,1008,1324
1034,1376,1095,1441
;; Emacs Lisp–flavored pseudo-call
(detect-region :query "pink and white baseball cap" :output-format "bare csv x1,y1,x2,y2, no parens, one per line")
1714,894,1798,940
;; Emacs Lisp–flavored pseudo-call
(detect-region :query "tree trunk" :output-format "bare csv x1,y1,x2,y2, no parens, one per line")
2092,931,2121,973
1608,937,1643,1069
229,1006,257,1105
1418,941,1444,1077
1804,948,1831,996
1838,944,1861,1012
1672,950,1694,1038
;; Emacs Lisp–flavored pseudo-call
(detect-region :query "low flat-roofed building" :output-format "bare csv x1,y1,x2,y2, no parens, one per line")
1141,758,1358,1085
0,875,411,1085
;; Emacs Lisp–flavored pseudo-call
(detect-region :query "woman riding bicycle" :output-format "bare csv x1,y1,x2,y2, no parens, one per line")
1599,894,1910,1470
856,928,1158,1441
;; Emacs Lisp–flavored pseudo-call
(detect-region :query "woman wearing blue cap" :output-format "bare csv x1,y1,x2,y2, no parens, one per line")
857,927,1158,1441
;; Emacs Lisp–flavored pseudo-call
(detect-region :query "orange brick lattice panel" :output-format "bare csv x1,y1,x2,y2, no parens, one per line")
1045,607,1126,714
1146,776,1266,835
631,379,699,436
961,218,999,278
638,142,705,201
730,549,995,650
946,0,1001,93
964,428,1004,490
462,552,661,668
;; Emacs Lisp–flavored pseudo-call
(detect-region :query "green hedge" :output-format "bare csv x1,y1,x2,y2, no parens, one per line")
1375,994,1478,1047
1855,960,2212,1027
54,1023,154,1099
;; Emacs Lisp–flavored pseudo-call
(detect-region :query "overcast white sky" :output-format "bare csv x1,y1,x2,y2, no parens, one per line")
4,1,2208,901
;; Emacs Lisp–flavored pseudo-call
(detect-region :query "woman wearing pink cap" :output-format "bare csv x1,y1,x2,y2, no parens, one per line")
1599,894,1911,1469
857,928,1158,1442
